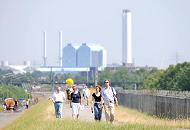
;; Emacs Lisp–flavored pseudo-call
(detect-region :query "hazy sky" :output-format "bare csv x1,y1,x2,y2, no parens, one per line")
0,0,190,68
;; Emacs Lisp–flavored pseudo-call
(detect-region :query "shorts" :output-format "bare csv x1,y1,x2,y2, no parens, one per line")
71,103,80,116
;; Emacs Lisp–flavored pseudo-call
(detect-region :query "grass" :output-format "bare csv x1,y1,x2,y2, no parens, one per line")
3,99,185,130
115,106,190,129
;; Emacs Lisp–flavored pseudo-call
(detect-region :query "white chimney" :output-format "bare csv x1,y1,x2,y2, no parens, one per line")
43,31,47,67
59,31,63,67
122,9,133,65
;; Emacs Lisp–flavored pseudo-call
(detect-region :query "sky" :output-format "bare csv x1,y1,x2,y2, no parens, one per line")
0,0,190,68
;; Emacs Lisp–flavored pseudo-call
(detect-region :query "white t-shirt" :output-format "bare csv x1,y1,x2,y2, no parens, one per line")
83,88,90,98
52,91,66,102
101,86,116,105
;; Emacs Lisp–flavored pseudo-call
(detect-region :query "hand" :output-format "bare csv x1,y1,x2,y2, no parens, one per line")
48,98,52,101
70,103,72,108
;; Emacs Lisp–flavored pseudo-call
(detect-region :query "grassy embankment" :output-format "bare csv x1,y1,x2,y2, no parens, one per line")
3,97,190,130
116,106,190,129
0,84,28,99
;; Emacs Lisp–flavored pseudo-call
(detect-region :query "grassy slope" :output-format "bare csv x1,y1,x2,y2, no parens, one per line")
3,100,176,130
116,106,190,129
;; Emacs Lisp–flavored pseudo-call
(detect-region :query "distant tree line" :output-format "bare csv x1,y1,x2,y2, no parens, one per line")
0,69,88,86
143,62,190,91
1,61,190,91
98,67,157,89
98,62,190,91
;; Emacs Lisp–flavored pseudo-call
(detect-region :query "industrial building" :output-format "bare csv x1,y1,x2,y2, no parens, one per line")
63,43,78,68
63,43,107,69
77,43,91,67
1,8,134,74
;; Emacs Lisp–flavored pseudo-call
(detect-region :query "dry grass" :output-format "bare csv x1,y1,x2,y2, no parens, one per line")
115,106,190,129
41,102,54,121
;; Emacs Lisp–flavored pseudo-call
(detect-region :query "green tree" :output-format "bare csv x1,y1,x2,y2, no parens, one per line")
74,73,86,83
143,62,190,91
175,62,190,91
98,68,114,85
113,68,128,89
143,70,164,89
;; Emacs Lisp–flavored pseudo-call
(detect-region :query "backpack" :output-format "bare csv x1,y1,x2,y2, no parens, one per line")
111,87,118,105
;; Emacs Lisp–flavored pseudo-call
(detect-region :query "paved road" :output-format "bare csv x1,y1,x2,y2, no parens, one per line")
0,92,44,130
0,111,23,129
49,100,106,121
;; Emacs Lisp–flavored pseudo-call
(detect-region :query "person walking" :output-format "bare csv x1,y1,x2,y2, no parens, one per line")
70,85,82,119
101,80,117,123
91,85,103,121
51,86,66,118
25,99,29,109
82,84,90,106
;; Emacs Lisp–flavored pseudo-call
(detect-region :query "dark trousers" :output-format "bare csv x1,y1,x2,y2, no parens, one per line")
94,103,102,120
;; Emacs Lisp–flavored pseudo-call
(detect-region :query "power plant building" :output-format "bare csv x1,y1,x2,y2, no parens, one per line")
90,46,106,68
63,43,78,68
63,43,107,69
77,43,91,67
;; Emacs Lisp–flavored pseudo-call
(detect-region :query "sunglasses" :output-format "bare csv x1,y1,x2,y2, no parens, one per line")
104,82,109,83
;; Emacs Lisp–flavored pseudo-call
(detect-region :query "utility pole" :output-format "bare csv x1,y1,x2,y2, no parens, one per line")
50,67,54,92
176,52,179,64
86,70,89,84
94,67,98,86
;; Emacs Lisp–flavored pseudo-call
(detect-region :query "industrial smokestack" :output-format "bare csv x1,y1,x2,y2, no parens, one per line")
43,31,47,67
59,31,63,67
122,9,133,66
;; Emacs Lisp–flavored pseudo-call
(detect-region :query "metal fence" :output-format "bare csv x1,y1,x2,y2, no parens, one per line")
116,89,190,119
